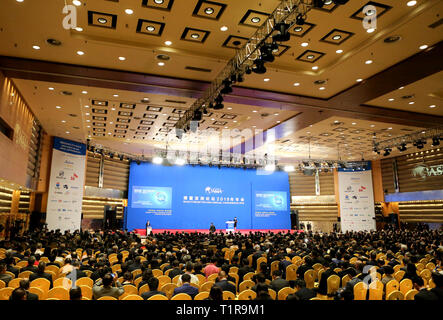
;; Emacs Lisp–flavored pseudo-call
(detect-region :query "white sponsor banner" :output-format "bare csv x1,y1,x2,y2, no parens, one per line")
338,168,375,232
46,137,86,232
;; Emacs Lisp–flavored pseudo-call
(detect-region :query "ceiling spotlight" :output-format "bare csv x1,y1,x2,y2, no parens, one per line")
158,62,165,66
260,43,275,62
204,7,214,14
407,1,417,6
251,17,261,23
332,35,342,40
419,44,428,50
294,26,303,32
152,156,163,164
75,27,83,32
413,139,426,149
356,78,363,82
312,66,319,70
367,28,375,33
220,26,228,31
118,56,126,61
293,82,300,86
432,137,440,146
220,79,233,94
365,59,373,64
245,67,252,75
77,51,85,55
336,49,343,54
164,41,172,46
191,33,200,39
32,45,41,50
383,148,391,157
301,42,309,47
73,0,81,6
397,143,407,152
313,0,326,8
273,22,291,42
125,9,134,14
252,58,267,74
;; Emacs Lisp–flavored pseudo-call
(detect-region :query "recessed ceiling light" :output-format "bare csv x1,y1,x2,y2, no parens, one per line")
407,1,417,7
365,60,373,64
293,82,300,86
294,26,303,32
301,42,309,47
164,41,172,46
252,110,257,113
274,113,279,116
66,131,70,134
429,105,436,108
191,33,200,39
97,18,107,24
409,101,415,105
352,122,357,125
264,78,270,82
111,108,116,111
125,9,134,14
399,86,404,90
233,120,237,123
85,112,90,116
204,7,214,15
220,26,228,31
87,125,91,128
306,55,315,59
356,78,363,82
61,120,66,123
84,105,89,108
113,94,119,97
367,28,375,33
49,87,54,90
276,121,281,123
32,45,40,50
86,120,90,122
312,66,318,70
77,51,85,55
211,118,215,121
227,107,232,110
16,0,24,2
388,98,395,101
252,125,256,128
336,49,343,54
419,44,428,50
332,35,341,40
75,27,83,32
146,26,156,32
224,126,228,129
56,106,62,109
82,91,88,94
388,127,392,130
158,62,165,66
319,87,325,90
118,56,126,61
251,17,261,23
73,0,81,6
154,0,164,4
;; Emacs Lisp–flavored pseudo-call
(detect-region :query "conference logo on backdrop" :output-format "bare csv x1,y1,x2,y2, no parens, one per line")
205,187,223,194
412,164,443,181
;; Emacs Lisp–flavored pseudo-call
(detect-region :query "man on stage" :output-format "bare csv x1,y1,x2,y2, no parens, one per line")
233,217,238,232
209,222,216,233
146,220,152,236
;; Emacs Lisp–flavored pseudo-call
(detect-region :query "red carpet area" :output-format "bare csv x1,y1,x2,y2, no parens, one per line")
133,229,303,236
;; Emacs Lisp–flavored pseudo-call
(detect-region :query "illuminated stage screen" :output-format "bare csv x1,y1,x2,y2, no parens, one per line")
127,162,290,230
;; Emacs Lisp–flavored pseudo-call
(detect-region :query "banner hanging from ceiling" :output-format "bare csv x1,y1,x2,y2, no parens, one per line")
338,163,375,232
46,137,86,232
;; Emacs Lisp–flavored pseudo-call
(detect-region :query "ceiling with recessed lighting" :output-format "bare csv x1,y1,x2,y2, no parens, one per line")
0,0,442,162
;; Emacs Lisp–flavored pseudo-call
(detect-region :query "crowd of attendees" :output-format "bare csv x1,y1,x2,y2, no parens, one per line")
0,223,441,301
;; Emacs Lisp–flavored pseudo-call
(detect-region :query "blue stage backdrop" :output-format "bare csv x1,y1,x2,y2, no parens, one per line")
127,162,290,230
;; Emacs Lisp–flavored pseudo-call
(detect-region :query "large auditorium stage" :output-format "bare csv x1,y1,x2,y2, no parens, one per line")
134,229,303,236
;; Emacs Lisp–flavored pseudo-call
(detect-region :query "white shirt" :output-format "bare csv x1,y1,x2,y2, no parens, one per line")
177,272,199,287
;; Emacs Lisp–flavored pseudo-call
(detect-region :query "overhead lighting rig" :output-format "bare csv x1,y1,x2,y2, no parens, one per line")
373,126,443,156
175,0,352,134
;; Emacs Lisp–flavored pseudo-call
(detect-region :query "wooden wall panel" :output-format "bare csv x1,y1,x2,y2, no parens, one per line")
398,200,443,223
289,173,315,196
102,156,129,191
381,158,396,193
319,173,334,195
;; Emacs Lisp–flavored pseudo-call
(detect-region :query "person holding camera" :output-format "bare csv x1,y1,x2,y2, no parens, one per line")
92,273,124,300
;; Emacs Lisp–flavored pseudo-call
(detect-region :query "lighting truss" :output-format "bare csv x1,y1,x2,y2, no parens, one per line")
176,0,314,130
374,126,443,151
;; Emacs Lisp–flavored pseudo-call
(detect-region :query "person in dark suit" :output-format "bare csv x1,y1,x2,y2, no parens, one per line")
141,277,166,300
5,257,19,278
233,217,238,231
286,279,316,301
21,256,38,273
19,279,38,300
209,223,216,233
270,270,290,293
251,273,271,293
0,263,12,286
413,277,437,301
296,256,313,280
279,256,292,279
173,274,199,298
127,256,142,272
168,260,184,279
316,262,338,296
69,286,82,300
254,283,273,300
429,271,443,300
29,261,53,288
238,258,254,284
214,271,236,294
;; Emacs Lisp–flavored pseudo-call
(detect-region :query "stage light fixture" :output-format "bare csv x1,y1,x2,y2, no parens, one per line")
432,137,440,146
220,79,233,94
397,143,407,152
270,42,279,53
260,43,275,62
230,74,237,83
273,22,291,42
213,95,224,110
383,148,392,156
192,109,203,121
413,139,426,149
333,0,349,4
252,59,267,74
245,67,252,75
295,14,305,26
119,155,124,161
237,74,244,83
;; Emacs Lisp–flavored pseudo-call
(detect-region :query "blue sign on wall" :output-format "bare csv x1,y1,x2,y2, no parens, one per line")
126,162,290,230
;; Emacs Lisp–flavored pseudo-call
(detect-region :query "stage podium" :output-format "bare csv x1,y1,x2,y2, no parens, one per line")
225,220,235,233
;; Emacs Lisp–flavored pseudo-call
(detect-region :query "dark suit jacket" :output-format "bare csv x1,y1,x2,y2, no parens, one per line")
21,265,38,273
317,269,337,295
7,265,19,277
270,278,290,293
294,287,316,301
173,283,199,298
169,268,184,279
279,260,292,278
26,291,39,300
238,266,254,283
29,272,53,288
414,288,439,301
296,264,312,279
141,290,166,300
215,279,236,294
431,287,443,300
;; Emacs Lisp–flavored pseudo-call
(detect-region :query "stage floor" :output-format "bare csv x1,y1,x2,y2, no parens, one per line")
134,229,303,236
